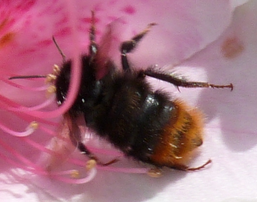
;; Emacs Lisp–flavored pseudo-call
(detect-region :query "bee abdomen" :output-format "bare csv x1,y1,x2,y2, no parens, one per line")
99,77,177,161
149,101,204,167
95,75,204,168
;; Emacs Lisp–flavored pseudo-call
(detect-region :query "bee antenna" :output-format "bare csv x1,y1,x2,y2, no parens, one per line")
52,36,66,63
9,75,47,80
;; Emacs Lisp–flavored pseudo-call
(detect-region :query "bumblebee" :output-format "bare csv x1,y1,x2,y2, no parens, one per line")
52,12,233,172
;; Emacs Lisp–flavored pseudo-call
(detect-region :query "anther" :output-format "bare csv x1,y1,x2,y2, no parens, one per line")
28,121,39,131
147,168,162,177
47,85,56,94
53,64,61,75
86,159,97,170
70,170,80,178
46,74,57,83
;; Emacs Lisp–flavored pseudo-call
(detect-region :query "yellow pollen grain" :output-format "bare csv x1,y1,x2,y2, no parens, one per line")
53,64,60,75
86,159,97,170
47,85,56,94
45,74,57,83
70,170,80,179
147,168,162,178
29,121,39,130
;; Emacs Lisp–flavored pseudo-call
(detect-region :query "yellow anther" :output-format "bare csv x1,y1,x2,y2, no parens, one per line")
47,85,56,94
86,159,97,171
53,64,60,75
70,170,80,179
45,74,57,83
147,168,162,178
29,121,39,130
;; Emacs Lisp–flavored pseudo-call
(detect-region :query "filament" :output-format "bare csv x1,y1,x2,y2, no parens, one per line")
1,78,47,91
6,95,56,111
13,0,83,119
0,152,46,175
50,168,97,184
0,94,58,126
23,137,58,155
39,124,60,136
0,121,38,137
0,138,45,173
0,0,156,185
66,148,149,175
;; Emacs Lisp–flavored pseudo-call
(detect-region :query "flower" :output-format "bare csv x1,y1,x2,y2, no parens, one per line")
0,0,255,201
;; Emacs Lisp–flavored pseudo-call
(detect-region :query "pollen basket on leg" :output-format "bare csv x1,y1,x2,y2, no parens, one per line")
149,100,204,167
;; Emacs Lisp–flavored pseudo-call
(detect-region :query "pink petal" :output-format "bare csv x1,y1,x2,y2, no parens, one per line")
0,0,253,201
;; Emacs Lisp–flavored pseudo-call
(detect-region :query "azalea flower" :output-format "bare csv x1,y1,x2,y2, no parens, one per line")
0,0,255,201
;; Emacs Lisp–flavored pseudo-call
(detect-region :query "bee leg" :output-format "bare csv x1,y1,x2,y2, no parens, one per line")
89,11,98,58
120,23,156,71
77,142,119,166
170,159,212,171
52,36,66,63
141,68,233,91
64,113,118,166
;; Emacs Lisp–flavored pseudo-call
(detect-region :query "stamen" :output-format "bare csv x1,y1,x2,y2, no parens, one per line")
0,94,57,121
0,0,99,186
71,170,80,178
40,124,60,136
45,65,61,85
0,122,98,185
23,136,57,155
147,168,162,177
4,2,82,119
0,151,46,175
0,0,174,185
0,94,58,127
0,93,26,109
53,64,61,75
0,121,38,137
0,138,45,173
0,146,96,184
67,150,149,174
51,168,97,184
86,159,97,170
45,74,57,83
47,85,56,95
7,95,56,111
29,121,39,130
1,78,47,91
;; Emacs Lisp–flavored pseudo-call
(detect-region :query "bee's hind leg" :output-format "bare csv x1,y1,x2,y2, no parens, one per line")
120,23,156,71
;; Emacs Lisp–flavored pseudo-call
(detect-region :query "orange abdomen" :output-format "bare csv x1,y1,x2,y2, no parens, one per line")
149,100,204,169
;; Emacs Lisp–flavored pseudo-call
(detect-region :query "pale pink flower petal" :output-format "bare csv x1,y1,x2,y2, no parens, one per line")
0,0,253,202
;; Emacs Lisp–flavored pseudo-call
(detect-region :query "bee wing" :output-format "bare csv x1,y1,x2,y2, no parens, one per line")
95,19,124,80
63,112,89,147
43,113,85,171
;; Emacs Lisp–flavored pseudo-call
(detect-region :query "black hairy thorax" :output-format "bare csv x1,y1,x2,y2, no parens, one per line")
55,54,176,162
